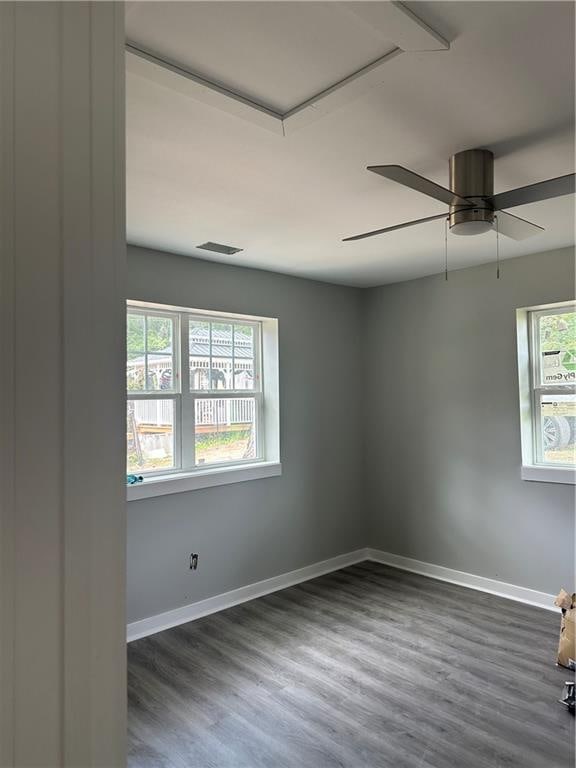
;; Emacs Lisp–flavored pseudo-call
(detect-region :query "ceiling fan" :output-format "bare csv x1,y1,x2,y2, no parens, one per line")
344,149,575,242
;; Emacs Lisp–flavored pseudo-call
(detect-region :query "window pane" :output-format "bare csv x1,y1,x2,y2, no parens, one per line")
189,319,259,392
195,397,256,466
128,313,145,354
146,315,172,353
146,353,174,391
234,324,255,390
540,394,576,465
127,399,175,473
539,310,576,386
190,320,211,391
127,314,145,391
128,312,176,393
127,357,146,392
211,323,233,390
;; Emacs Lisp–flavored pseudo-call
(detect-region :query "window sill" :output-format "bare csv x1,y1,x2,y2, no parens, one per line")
127,461,281,501
521,465,575,485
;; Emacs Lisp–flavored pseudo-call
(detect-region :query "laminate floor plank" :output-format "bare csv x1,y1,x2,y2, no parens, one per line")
128,562,573,767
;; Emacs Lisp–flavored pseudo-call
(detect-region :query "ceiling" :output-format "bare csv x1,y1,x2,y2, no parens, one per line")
126,1,575,287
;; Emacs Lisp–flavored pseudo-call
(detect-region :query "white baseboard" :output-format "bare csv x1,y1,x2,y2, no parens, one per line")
128,546,558,642
127,548,369,642
366,548,557,613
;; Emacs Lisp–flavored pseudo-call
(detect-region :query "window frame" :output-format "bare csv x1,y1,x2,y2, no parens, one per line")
127,307,181,474
127,301,281,497
517,300,576,484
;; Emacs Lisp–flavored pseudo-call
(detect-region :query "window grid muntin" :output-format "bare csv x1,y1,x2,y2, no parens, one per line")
127,308,180,395
189,317,260,394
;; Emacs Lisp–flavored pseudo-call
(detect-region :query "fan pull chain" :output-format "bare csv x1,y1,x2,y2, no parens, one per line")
444,216,449,281
495,214,500,279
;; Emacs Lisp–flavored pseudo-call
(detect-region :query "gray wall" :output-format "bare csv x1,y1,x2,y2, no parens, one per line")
127,246,366,624
363,247,575,595
127,245,575,624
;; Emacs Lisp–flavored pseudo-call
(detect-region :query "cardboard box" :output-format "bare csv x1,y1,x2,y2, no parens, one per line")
554,589,576,668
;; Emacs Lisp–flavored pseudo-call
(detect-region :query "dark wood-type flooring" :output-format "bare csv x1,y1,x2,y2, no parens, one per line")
128,561,574,767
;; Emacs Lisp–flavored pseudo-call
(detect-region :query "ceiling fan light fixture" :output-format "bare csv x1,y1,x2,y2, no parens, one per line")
450,219,493,235
449,207,494,235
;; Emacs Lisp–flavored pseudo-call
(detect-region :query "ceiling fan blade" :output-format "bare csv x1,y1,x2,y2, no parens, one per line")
490,173,575,211
494,210,544,241
368,165,470,206
343,213,448,242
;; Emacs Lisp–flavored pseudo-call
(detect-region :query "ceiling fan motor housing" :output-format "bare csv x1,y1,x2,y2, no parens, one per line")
449,149,494,235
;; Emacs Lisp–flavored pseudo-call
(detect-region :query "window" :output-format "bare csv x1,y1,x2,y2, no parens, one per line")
517,301,576,483
127,301,280,497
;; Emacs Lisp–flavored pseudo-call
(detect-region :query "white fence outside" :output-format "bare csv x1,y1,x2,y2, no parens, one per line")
133,398,254,426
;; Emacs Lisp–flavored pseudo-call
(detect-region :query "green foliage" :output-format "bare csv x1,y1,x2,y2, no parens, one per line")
234,325,253,342
127,313,172,360
539,311,576,353
196,429,251,450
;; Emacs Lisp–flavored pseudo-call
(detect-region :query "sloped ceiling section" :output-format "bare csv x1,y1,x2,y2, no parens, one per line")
126,2,448,135
126,2,575,286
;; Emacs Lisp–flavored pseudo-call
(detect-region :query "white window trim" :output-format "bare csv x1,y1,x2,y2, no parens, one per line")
127,460,282,500
520,464,575,484
127,301,280,499
516,300,575,485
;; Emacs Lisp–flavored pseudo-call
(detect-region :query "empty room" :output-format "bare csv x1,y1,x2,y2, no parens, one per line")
1,2,575,767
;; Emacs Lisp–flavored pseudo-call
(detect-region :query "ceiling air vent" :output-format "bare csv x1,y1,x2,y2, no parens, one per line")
196,241,243,255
